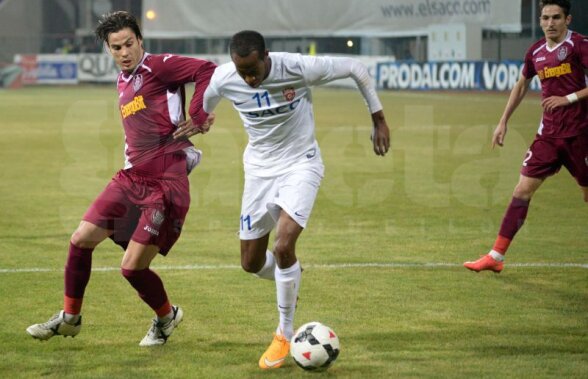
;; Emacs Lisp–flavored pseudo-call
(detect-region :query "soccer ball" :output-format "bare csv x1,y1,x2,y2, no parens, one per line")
290,321,340,371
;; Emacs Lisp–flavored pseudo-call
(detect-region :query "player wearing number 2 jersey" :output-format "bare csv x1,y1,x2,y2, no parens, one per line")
464,0,588,273
201,30,390,369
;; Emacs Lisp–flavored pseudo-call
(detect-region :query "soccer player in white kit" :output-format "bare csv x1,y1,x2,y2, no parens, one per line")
202,30,390,369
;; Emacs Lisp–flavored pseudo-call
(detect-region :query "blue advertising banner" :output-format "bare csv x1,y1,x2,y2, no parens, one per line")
377,60,540,91
15,54,78,85
36,60,77,84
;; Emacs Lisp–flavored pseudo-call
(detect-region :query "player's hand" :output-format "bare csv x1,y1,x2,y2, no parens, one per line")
200,113,215,134
541,96,569,113
492,122,507,148
370,110,390,156
173,113,215,139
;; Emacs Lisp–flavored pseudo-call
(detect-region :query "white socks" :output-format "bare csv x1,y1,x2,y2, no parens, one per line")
158,309,174,323
253,251,301,340
63,312,80,324
254,250,276,280
275,261,301,340
489,250,505,262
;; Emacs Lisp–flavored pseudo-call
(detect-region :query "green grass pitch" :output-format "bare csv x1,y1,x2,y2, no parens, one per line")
0,86,586,378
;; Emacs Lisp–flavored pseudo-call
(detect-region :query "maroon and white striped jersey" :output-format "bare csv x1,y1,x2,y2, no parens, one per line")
117,52,216,168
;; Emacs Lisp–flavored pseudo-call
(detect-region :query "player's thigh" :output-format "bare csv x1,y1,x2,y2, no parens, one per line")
128,177,190,256
274,210,304,249
270,164,323,229
71,221,113,248
513,175,544,200
154,178,190,255
239,174,279,240
75,180,131,247
82,179,132,237
520,137,561,180
561,133,588,189
240,233,271,272
121,241,160,270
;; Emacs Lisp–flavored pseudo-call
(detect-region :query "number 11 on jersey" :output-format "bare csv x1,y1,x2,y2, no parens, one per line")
253,91,270,107
240,214,252,231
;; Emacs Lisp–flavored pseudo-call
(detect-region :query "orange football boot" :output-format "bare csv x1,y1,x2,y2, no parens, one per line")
259,333,290,369
464,254,504,273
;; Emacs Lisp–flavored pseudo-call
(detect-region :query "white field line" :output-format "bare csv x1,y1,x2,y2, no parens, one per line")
0,262,587,274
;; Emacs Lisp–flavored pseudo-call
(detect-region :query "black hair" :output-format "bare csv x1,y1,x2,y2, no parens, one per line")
229,30,266,59
540,0,571,16
95,11,143,44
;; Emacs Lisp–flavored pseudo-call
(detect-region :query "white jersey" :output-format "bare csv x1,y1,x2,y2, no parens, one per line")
204,52,383,177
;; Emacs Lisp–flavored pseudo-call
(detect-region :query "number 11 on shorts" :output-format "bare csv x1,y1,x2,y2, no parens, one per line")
240,214,252,231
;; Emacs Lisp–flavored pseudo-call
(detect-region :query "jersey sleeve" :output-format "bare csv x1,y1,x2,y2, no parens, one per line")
578,35,588,68
153,55,217,125
521,46,537,79
300,55,382,113
203,68,223,114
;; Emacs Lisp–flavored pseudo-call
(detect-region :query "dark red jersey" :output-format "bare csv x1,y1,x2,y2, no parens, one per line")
522,30,588,138
117,53,216,167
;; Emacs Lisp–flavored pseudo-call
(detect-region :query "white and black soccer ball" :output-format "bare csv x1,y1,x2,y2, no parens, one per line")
290,321,340,371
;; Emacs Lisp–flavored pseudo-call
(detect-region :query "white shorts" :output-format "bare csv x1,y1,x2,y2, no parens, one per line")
239,162,324,240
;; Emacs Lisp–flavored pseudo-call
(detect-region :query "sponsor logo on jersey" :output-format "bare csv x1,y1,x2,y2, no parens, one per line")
557,46,568,61
282,87,296,102
120,95,147,118
246,98,301,118
535,56,546,62
133,74,143,92
537,63,572,80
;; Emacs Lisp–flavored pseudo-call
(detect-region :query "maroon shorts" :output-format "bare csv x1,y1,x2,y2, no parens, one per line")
83,152,190,255
521,133,588,187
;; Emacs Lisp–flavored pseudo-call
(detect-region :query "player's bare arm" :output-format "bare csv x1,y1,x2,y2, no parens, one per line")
370,110,390,156
542,87,588,112
493,76,532,148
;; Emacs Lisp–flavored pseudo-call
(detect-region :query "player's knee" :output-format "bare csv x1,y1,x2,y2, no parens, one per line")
512,187,533,201
273,241,296,267
120,267,134,279
70,221,107,249
241,249,265,274
120,267,146,282
241,255,263,273
70,229,94,249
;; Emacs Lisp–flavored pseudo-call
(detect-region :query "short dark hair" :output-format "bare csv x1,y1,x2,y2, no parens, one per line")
229,30,266,59
540,0,571,16
95,11,142,44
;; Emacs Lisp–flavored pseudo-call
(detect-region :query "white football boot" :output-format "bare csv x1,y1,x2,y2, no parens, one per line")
139,305,183,347
26,311,82,340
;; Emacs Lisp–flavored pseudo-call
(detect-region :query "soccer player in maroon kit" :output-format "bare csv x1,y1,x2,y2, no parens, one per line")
26,11,216,345
464,0,588,273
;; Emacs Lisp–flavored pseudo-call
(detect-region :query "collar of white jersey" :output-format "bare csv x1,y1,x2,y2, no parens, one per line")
264,52,278,83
